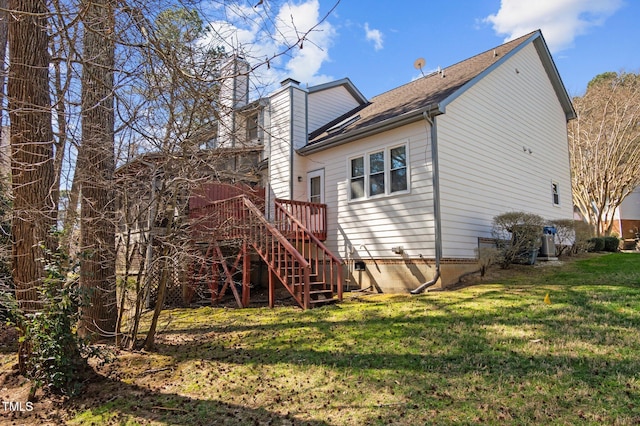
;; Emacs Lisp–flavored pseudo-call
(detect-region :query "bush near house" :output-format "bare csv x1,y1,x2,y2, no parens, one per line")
572,220,595,254
588,236,620,252
492,212,545,268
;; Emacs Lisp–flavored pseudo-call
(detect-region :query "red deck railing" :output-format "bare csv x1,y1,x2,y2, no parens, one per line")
189,194,341,309
190,196,315,308
274,198,327,241
274,199,343,304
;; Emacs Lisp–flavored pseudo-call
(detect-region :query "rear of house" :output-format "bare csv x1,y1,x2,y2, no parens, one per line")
118,30,576,303
290,30,575,291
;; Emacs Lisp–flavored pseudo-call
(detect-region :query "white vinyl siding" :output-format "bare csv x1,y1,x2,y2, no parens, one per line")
305,122,435,260
436,42,574,259
268,83,308,201
268,87,292,200
308,86,363,133
619,187,640,220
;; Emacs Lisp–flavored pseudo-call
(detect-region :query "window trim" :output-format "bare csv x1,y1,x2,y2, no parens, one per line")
246,112,259,142
348,141,410,201
368,150,386,198
551,181,560,206
349,156,365,200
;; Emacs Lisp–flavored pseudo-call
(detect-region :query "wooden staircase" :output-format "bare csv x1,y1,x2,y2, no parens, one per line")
190,195,343,309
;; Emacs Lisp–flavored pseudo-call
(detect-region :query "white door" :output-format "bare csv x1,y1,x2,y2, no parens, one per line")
307,169,324,204
307,169,324,234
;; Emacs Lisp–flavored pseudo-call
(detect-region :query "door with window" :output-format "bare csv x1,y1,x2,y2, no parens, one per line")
307,169,325,235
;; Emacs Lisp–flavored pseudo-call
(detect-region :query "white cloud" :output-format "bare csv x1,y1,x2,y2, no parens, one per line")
275,1,335,84
364,22,384,51
485,0,623,53
205,0,336,93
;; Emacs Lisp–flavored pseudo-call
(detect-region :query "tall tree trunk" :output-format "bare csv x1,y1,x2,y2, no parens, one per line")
8,0,56,313
78,0,117,338
0,0,8,158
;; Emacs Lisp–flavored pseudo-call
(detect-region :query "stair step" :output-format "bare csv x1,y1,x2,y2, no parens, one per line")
291,282,329,289
309,293,338,306
284,273,320,280
309,289,333,296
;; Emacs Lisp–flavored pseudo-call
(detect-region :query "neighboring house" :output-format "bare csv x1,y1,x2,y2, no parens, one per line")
613,187,640,241
119,29,576,306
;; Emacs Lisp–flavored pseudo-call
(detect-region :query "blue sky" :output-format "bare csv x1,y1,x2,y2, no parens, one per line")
208,0,639,98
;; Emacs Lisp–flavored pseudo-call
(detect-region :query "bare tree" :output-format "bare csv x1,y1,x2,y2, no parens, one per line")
569,72,640,236
77,0,118,338
111,0,342,349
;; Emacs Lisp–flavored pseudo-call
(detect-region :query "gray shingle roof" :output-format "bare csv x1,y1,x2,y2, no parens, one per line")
304,30,569,152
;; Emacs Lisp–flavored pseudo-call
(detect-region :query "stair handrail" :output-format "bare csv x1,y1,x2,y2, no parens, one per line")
195,195,310,269
240,196,310,269
274,199,343,266
275,199,343,303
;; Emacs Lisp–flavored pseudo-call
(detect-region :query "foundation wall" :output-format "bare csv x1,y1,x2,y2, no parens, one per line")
344,257,480,293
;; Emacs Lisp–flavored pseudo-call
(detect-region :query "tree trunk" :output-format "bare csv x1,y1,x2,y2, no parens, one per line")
0,0,8,163
143,191,176,351
8,0,56,313
77,0,117,338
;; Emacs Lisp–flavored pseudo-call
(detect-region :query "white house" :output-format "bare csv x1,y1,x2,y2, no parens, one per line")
253,30,575,292
121,30,576,305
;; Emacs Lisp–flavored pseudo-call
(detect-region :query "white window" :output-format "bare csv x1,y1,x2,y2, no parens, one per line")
246,113,259,141
350,157,365,200
369,150,385,196
552,182,560,206
390,145,407,192
349,143,409,200
200,128,218,150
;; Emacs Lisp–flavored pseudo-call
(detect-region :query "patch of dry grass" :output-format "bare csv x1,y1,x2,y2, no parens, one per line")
3,253,640,425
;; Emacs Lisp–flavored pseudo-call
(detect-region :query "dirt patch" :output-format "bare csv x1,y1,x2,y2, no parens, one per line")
0,324,18,350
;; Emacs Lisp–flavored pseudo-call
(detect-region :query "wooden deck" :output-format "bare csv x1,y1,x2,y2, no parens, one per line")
187,187,341,309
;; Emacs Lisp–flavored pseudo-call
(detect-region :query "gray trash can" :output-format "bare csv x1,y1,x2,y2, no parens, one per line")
540,226,557,257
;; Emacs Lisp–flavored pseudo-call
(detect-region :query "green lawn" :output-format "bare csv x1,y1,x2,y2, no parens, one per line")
70,253,640,425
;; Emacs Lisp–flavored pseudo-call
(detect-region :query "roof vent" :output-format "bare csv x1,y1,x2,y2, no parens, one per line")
327,115,361,134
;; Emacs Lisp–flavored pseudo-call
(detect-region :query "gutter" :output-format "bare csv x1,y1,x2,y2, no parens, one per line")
411,111,442,294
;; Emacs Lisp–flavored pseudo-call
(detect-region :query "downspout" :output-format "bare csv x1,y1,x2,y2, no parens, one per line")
411,111,442,294
231,58,238,148
265,102,272,220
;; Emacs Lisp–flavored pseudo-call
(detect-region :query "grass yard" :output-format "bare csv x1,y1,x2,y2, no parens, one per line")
2,252,640,425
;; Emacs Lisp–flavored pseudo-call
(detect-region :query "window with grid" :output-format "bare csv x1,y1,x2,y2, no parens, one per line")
350,157,365,200
246,113,259,141
552,182,560,205
390,146,407,193
348,143,409,200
